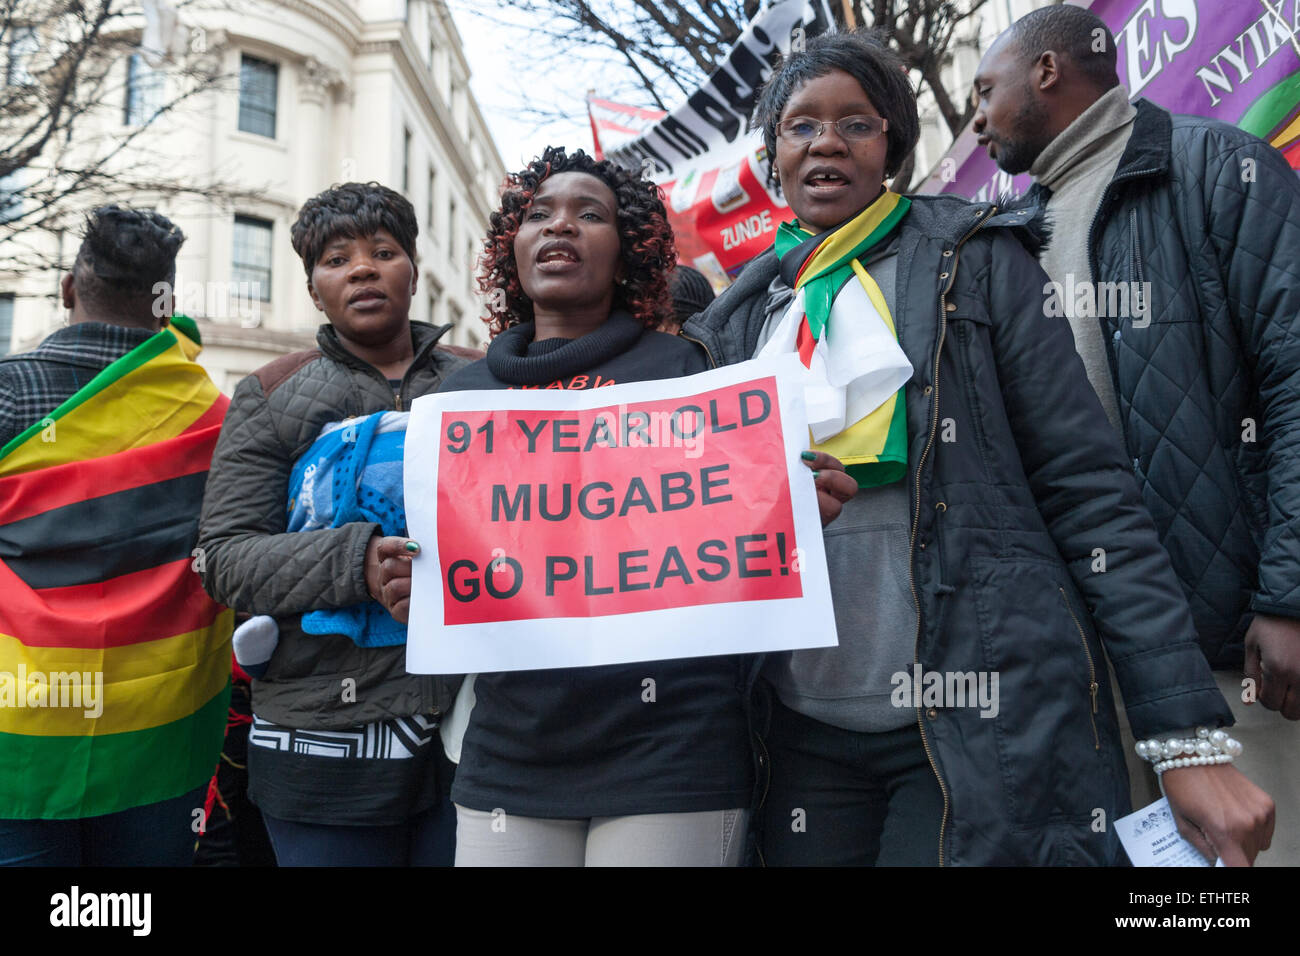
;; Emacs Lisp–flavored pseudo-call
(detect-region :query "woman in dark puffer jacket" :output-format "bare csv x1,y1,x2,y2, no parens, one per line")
681,30,1273,866
197,183,475,866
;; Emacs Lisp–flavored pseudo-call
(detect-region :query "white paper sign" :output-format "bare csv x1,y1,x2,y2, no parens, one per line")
404,354,836,674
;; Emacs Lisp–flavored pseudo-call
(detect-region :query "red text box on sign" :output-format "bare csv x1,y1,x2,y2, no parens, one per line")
435,376,801,624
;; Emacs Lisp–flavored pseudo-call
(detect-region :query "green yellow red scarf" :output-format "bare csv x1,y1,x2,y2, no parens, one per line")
774,190,911,487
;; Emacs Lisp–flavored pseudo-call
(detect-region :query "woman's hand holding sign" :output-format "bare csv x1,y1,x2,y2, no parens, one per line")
802,450,855,526
367,534,419,624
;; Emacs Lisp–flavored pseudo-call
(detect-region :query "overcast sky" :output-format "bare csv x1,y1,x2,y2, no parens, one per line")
449,1,657,171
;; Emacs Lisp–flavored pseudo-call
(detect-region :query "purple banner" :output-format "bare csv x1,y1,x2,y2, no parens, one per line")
918,0,1300,199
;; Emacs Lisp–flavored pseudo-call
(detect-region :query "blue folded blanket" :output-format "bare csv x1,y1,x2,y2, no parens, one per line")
287,410,409,647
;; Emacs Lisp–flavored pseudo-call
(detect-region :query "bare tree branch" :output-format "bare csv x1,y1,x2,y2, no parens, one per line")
0,0,263,275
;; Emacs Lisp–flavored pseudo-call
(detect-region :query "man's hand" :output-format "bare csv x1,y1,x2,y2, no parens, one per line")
1244,613,1300,719
1162,763,1274,866
365,534,418,624
802,451,856,526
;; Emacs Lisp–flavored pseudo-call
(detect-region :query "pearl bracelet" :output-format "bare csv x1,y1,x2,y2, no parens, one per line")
1152,753,1234,774
1134,726,1243,775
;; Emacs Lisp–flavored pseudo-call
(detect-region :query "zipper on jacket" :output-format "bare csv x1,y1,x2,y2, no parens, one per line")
1085,166,1164,287
908,203,996,867
1128,209,1147,320
1058,586,1101,750
753,727,771,867
1086,166,1163,449
676,330,718,369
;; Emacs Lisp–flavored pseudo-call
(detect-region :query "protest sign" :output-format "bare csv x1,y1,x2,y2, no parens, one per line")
918,0,1300,199
403,354,836,674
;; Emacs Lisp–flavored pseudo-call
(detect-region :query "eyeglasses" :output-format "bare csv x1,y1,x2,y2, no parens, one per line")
777,115,889,144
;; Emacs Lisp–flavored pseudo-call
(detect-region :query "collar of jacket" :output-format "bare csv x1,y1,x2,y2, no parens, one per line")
1112,98,1172,181
681,194,1034,367
2,320,156,370
1025,97,1172,212
314,320,453,373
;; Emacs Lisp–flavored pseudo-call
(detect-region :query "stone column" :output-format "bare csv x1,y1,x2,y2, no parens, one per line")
296,56,345,198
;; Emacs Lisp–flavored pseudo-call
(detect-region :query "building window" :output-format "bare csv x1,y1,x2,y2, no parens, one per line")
6,26,36,87
427,167,437,231
0,172,22,225
428,289,439,325
238,55,278,138
124,53,165,126
402,127,412,193
449,301,463,332
232,215,273,302
0,294,13,358
448,196,457,257
451,79,463,118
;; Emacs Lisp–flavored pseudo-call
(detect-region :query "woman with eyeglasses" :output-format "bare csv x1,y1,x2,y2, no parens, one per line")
682,30,1272,866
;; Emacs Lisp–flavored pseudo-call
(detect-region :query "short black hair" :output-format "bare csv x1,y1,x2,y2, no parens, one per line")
1011,5,1120,91
290,182,418,278
752,29,920,183
73,205,185,314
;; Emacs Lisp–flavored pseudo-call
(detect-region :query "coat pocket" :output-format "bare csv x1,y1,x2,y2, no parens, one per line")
967,556,1115,826
1057,586,1101,750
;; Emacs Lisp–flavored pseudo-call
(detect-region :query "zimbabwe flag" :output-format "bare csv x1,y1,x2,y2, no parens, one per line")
0,315,233,819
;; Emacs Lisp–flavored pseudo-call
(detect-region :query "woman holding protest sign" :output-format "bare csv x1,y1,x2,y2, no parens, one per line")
376,145,854,866
681,30,1273,866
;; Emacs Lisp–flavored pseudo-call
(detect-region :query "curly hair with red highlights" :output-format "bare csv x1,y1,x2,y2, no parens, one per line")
477,145,676,337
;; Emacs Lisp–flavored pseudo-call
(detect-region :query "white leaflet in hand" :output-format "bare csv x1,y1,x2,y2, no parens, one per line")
1116,797,1224,867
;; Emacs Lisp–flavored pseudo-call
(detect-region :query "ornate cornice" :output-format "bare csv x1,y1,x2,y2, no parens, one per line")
267,0,364,51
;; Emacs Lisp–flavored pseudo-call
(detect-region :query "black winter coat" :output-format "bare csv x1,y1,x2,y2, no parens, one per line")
682,194,1232,865
1026,99,1300,669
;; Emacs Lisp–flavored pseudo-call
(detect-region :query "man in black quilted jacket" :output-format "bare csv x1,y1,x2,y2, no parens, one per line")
974,5,1300,863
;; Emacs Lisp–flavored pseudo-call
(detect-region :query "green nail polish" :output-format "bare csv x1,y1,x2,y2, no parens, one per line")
404,540,420,554
801,451,817,461
812,470,821,478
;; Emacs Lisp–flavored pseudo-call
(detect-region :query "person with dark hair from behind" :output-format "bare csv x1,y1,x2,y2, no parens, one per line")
0,206,234,865
974,6,1300,864
0,206,183,447
666,264,716,331
684,29,1273,866
196,182,478,866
